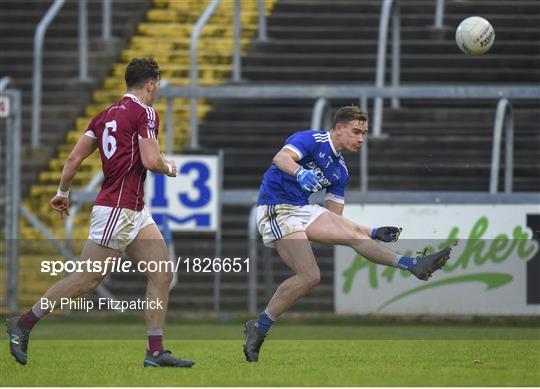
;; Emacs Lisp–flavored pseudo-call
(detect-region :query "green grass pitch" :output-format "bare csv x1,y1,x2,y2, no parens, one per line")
1,320,539,386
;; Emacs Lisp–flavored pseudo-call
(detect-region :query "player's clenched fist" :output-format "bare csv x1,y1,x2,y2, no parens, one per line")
294,166,322,192
165,160,177,177
371,226,402,242
50,195,70,219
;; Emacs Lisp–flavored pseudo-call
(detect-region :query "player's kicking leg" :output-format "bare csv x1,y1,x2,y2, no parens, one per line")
5,240,118,365
244,231,319,362
306,211,451,280
125,223,194,368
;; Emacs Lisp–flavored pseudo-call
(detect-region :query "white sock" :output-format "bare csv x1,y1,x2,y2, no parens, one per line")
32,302,46,318
264,308,277,322
147,328,163,336
393,254,402,268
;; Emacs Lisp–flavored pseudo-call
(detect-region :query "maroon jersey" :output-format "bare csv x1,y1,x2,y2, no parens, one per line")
85,93,159,211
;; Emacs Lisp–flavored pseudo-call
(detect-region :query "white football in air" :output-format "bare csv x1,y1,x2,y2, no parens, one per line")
455,16,495,56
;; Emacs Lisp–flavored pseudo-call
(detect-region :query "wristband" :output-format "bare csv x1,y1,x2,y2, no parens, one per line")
56,188,69,198
293,166,302,177
370,228,377,239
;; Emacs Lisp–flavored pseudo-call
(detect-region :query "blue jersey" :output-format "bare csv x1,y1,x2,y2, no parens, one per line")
257,130,349,206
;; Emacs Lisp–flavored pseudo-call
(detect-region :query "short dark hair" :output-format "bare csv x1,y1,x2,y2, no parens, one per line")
333,105,368,127
125,58,161,89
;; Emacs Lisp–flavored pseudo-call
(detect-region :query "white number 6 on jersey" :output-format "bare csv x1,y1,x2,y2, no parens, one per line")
103,120,117,159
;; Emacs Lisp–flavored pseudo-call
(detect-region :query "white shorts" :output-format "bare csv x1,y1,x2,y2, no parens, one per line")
89,205,156,252
257,204,328,247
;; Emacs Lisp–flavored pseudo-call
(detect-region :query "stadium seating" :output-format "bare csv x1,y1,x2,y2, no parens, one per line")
1,0,537,313
195,0,540,312
0,0,276,309
0,0,151,310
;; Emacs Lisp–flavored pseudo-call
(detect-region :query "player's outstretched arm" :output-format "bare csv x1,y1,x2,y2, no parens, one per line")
50,135,98,218
139,138,177,177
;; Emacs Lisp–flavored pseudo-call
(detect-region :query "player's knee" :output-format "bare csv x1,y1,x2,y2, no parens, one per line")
301,269,321,290
350,224,368,241
74,272,103,294
149,269,173,289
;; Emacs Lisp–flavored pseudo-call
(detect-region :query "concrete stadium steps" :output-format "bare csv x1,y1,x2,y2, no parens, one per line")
265,26,540,41
243,53,539,69
0,6,146,38
5,0,280,313
241,0,539,83
187,0,539,313
5,0,538,314
199,99,539,192
248,40,540,55
0,0,151,310
0,0,151,197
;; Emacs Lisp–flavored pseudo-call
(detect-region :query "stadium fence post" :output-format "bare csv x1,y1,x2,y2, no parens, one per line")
166,96,174,154
257,0,268,42
232,0,242,82
433,0,445,29
359,96,368,193
4,88,21,312
189,0,221,149
248,205,258,315
490,98,514,194
32,0,66,149
78,0,89,82
391,0,400,109
102,0,112,41
213,149,225,313
310,97,330,130
373,0,400,137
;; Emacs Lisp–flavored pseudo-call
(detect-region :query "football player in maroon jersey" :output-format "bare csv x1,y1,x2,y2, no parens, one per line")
6,58,194,368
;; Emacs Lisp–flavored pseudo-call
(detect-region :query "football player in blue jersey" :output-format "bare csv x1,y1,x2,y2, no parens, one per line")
243,105,452,362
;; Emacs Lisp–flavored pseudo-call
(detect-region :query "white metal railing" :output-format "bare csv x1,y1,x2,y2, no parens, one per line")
247,205,258,314
102,0,113,41
161,83,539,198
258,0,268,41
490,98,514,194
232,0,242,82
164,82,174,154
310,97,332,131
188,0,270,149
373,0,400,138
189,0,221,149
0,76,12,91
78,0,89,81
360,96,368,192
162,85,540,100
2,87,22,312
374,0,447,138
32,0,66,149
433,0,446,29
32,0,114,149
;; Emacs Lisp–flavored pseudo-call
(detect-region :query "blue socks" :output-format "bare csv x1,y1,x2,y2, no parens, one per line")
396,255,419,271
254,309,276,335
